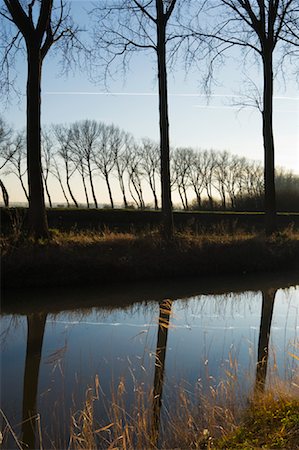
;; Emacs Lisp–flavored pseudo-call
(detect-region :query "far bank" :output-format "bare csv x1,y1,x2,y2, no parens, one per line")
2,229,299,289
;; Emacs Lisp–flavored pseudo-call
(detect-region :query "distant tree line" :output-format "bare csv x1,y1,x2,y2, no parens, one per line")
1,117,298,212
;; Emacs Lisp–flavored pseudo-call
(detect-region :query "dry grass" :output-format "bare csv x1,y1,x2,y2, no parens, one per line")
1,349,298,449
59,371,299,449
2,227,299,289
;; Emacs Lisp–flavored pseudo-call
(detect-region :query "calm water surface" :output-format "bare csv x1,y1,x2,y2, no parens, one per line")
1,276,298,448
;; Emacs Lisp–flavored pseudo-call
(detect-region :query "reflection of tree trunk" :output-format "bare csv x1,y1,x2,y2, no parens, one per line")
255,289,276,392
0,179,9,207
22,313,47,449
151,299,172,446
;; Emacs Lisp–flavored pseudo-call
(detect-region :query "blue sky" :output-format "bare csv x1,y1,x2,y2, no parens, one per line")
1,0,298,204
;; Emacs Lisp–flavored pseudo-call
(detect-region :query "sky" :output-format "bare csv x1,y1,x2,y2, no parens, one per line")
1,0,298,205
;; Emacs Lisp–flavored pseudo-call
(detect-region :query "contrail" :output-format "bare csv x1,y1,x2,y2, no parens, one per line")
44,91,299,100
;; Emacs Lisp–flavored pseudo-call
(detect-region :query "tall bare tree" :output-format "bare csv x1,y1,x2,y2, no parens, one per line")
91,0,185,236
186,0,299,231
1,0,81,237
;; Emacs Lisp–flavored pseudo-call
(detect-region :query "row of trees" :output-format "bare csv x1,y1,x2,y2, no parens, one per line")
1,118,298,211
1,1,298,236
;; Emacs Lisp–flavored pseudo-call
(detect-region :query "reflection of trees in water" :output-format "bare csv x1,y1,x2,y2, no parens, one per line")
255,289,277,392
22,312,47,449
151,299,172,446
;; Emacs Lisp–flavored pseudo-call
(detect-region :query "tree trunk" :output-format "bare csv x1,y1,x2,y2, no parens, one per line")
66,171,79,208
263,50,276,234
0,179,9,207
104,172,114,208
88,160,98,208
57,176,70,207
26,45,49,238
43,175,52,208
81,173,90,208
156,3,174,238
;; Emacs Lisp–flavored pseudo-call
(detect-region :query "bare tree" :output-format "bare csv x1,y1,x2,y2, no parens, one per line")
201,150,217,209
126,143,145,209
0,116,14,206
113,130,131,208
50,153,70,207
69,120,100,208
5,132,29,202
41,128,54,207
188,149,206,209
138,138,160,209
92,123,117,209
91,0,186,235
213,151,230,209
53,124,79,208
1,0,82,237
172,147,192,210
187,0,299,231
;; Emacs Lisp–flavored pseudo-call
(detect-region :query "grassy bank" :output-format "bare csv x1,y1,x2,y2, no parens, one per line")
3,372,298,449
2,207,299,234
1,227,299,288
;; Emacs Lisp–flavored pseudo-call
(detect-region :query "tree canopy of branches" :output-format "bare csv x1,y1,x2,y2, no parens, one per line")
0,0,81,237
185,0,299,233
91,0,186,237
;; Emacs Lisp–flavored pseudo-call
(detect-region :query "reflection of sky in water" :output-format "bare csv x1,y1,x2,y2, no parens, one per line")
1,286,298,445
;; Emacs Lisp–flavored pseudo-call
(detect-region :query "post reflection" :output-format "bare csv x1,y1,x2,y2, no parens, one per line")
255,288,277,392
151,299,172,446
22,312,47,449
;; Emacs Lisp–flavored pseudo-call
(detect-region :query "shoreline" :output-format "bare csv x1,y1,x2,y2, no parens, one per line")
2,231,299,290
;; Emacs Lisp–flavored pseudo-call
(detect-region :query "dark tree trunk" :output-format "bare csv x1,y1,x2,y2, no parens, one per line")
26,45,49,238
66,172,78,208
43,176,52,208
120,179,128,208
0,179,9,207
81,174,90,208
156,2,174,238
57,177,70,207
87,160,98,208
105,172,114,208
22,313,47,449
255,289,276,392
152,299,172,446
263,50,276,234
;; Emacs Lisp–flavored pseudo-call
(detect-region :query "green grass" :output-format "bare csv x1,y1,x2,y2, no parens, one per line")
217,394,299,449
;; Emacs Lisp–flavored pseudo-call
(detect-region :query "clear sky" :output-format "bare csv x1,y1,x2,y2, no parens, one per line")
1,0,298,205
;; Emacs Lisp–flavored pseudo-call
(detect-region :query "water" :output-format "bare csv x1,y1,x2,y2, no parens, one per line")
1,275,298,448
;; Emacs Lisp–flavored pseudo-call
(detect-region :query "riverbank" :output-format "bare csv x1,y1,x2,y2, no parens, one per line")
2,228,299,289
